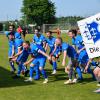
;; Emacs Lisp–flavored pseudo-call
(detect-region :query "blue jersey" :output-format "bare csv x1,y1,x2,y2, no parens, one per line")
33,34,46,47
17,48,31,63
72,35,89,63
8,40,15,49
74,35,84,50
5,31,15,57
46,36,56,53
6,31,15,48
62,42,78,59
5,31,21,39
14,32,21,39
72,37,76,45
14,32,23,53
30,43,46,58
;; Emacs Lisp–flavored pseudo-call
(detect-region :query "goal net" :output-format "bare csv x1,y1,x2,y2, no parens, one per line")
42,23,77,33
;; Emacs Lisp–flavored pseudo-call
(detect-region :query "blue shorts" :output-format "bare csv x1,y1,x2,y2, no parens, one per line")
78,50,89,64
31,57,46,68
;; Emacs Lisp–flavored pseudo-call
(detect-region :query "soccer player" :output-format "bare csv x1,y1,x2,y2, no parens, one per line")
55,37,79,84
33,28,46,47
5,31,16,73
68,29,95,80
11,41,31,78
45,31,58,74
6,24,24,74
32,28,47,77
76,28,95,80
66,29,83,81
24,42,51,84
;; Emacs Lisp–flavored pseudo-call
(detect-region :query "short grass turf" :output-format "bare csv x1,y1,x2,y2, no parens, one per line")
0,33,100,100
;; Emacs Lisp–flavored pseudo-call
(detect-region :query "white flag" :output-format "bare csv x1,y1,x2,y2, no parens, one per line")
77,13,100,58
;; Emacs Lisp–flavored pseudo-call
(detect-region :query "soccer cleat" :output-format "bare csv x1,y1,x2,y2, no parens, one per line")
97,83,100,87
72,78,77,83
43,79,48,84
51,70,56,75
64,79,73,84
93,88,100,93
24,77,33,82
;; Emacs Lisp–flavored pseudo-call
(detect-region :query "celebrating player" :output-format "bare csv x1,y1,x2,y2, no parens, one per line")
24,42,51,84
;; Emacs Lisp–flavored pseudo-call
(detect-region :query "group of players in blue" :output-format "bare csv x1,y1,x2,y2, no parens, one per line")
6,24,100,87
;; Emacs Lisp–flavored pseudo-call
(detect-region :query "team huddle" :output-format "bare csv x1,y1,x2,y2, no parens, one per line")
5,24,100,87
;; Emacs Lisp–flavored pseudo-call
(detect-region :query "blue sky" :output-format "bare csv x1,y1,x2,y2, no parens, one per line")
0,0,22,21
51,0,100,17
0,0,100,21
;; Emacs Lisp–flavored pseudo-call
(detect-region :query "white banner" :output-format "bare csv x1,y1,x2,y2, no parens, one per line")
77,13,100,58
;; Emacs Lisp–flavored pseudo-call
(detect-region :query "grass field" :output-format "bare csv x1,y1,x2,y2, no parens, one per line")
0,34,100,100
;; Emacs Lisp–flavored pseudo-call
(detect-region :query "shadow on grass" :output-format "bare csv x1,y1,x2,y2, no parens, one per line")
46,68,65,75
46,68,96,84
0,66,33,88
79,77,96,85
45,68,68,82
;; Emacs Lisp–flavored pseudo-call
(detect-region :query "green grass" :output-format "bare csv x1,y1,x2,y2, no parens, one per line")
0,34,100,100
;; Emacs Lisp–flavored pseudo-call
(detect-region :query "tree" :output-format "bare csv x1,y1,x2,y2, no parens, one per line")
21,0,56,26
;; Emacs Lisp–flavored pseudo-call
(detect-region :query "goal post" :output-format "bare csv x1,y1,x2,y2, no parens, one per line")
42,23,73,34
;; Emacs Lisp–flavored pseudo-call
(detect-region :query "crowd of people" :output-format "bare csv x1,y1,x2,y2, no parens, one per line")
5,24,100,92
